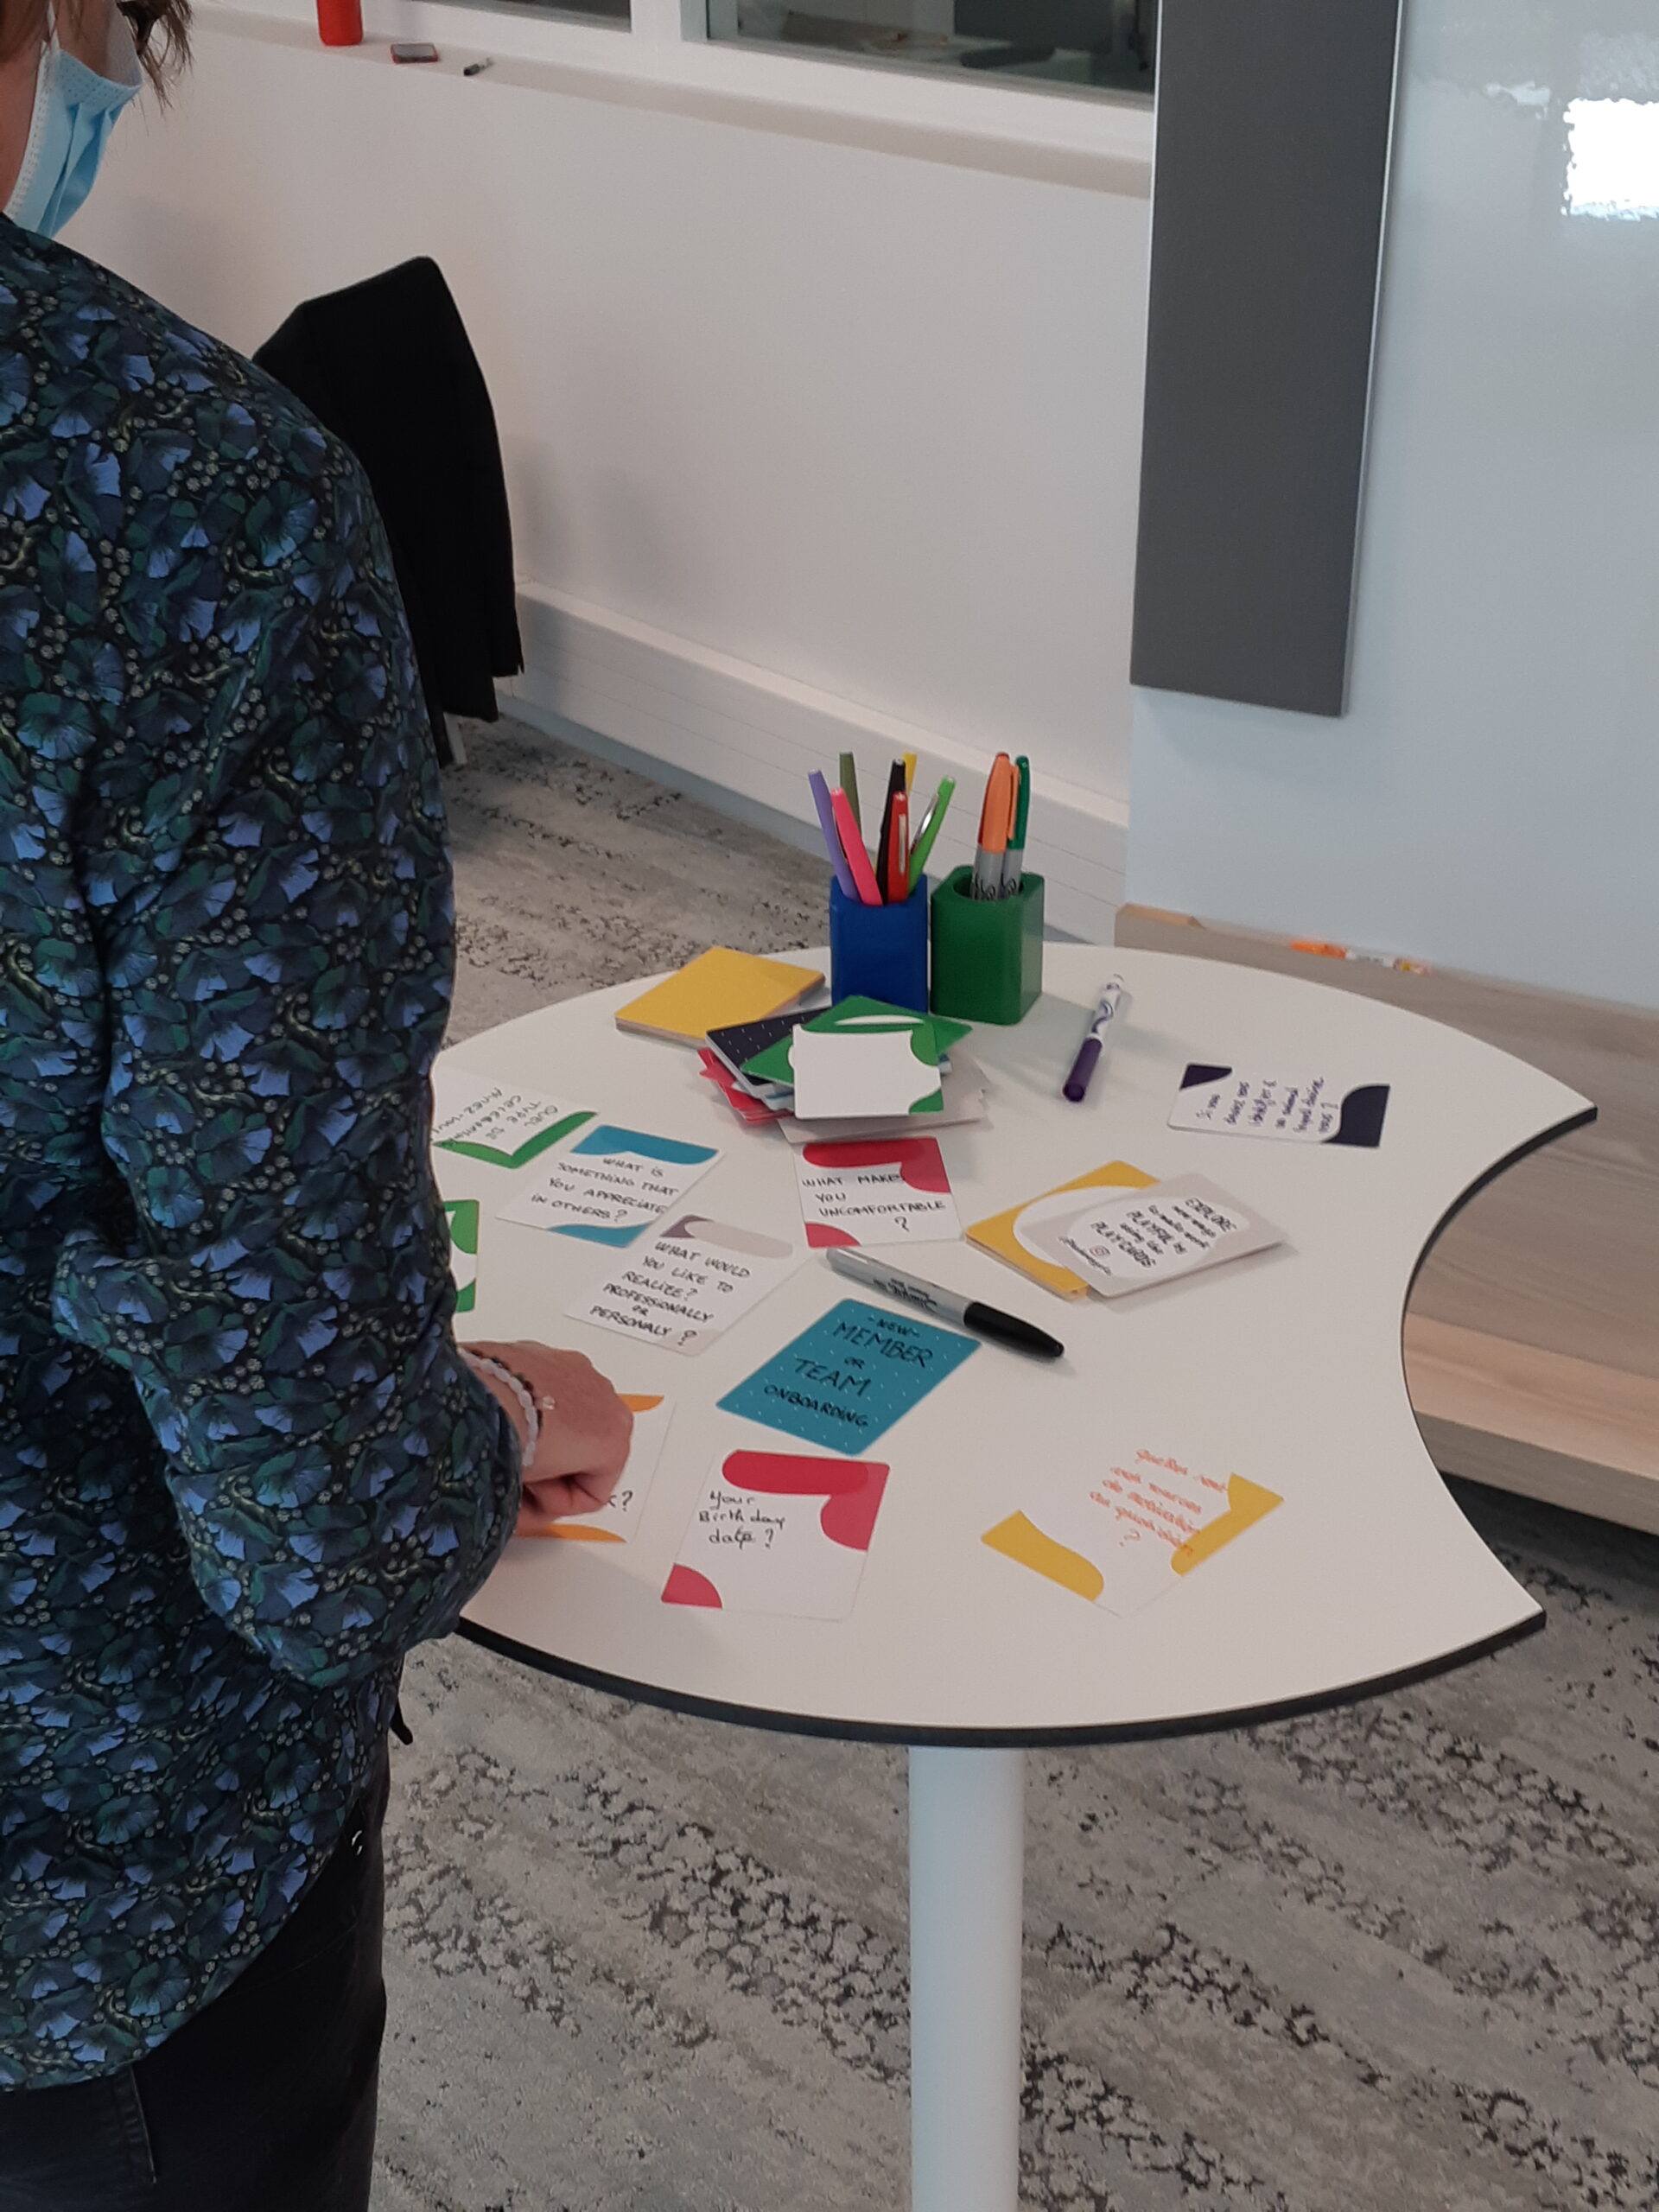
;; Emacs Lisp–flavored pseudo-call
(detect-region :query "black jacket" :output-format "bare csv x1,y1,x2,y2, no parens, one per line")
256,257,522,753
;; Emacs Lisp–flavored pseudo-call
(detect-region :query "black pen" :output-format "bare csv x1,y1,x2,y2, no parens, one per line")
823,1249,1064,1360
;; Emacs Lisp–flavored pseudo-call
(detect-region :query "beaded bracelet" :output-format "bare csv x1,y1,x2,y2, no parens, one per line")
461,1350,541,1466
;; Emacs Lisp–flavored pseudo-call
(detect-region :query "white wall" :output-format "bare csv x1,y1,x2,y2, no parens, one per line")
1128,0,1659,1011
69,3,1153,934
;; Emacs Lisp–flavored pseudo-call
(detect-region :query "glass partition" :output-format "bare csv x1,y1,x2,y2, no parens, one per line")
707,0,1156,98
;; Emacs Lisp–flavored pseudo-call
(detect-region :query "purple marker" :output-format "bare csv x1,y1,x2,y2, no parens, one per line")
809,769,861,900
1062,976,1128,1103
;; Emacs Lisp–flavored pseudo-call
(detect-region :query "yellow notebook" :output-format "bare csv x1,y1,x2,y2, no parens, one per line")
614,948,825,1046
967,1160,1158,1300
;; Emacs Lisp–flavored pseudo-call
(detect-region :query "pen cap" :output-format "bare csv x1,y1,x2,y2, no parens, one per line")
316,0,362,41
929,866,1044,1025
829,874,929,1015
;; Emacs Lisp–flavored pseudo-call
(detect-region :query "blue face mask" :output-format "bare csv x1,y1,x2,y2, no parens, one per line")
5,11,142,239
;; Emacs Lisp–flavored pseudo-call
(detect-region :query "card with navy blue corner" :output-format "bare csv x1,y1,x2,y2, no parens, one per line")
1170,1065,1389,1148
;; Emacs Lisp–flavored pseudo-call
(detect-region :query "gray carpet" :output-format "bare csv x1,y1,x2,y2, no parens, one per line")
374,717,1659,2212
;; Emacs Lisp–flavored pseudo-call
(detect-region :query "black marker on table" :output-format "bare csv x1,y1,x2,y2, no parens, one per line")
823,1249,1064,1361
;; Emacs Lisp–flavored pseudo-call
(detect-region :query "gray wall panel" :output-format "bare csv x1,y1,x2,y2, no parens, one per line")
1130,0,1403,716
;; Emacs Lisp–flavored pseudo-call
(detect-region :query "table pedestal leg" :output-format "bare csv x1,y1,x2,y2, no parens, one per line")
908,1745,1027,2212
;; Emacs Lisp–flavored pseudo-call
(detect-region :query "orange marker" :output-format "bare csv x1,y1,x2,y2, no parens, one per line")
972,756,1015,899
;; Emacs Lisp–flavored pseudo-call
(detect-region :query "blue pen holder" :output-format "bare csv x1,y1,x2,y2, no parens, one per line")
829,875,930,1015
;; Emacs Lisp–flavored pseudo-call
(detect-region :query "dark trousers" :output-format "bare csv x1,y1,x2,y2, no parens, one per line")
0,1758,389,2211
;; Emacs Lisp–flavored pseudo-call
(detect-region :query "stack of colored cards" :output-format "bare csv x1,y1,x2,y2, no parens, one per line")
614,948,824,1046
715,997,987,1131
702,1007,988,1141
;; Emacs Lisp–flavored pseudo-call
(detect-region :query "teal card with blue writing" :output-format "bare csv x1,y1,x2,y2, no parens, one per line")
718,1298,976,1454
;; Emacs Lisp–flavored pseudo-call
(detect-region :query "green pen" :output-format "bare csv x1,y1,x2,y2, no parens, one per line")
839,752,861,830
906,777,956,890
1001,756,1031,897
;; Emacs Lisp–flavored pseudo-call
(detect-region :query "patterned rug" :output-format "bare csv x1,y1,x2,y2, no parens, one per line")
373,717,1659,2212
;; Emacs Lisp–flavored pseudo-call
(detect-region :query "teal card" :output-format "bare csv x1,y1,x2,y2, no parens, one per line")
718,1298,977,1454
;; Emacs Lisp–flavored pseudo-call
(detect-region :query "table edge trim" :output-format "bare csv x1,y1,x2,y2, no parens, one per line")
454,1604,1545,1748
1402,1100,1598,1308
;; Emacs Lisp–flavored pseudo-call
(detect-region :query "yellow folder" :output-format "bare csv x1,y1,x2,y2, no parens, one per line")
614,949,824,1046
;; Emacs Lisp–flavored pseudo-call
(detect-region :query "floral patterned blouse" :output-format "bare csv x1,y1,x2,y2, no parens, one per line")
0,217,521,2088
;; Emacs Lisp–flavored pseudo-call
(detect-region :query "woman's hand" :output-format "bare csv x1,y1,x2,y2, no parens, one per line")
461,1341,634,1527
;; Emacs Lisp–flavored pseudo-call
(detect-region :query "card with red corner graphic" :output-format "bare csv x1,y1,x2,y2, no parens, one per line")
793,1136,961,1249
696,1049,790,1128
516,1395,673,1544
661,1447,889,1620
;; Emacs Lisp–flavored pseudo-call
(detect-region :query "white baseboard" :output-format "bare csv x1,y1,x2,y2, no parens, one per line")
506,582,1128,944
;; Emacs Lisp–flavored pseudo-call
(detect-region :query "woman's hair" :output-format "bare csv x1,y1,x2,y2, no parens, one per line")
118,0,192,85
0,0,192,89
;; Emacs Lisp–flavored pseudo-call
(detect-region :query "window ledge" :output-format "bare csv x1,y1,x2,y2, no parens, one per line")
200,0,1154,194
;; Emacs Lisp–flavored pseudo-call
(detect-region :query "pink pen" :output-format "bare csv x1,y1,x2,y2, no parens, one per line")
830,786,883,906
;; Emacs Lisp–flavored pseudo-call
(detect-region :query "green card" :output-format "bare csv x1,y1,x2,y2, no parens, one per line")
741,997,969,1089
443,1198,480,1314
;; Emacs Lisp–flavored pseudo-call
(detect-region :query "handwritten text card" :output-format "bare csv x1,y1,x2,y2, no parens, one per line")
719,1298,977,1454
499,1124,721,1246
1018,1174,1283,1298
518,1394,673,1543
662,1447,889,1619
432,1066,594,1170
794,1137,962,1249
568,1214,801,1354
1170,1065,1389,1149
984,1445,1282,1615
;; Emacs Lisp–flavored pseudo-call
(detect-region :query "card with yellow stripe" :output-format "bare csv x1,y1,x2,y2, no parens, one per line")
964,1160,1157,1300
983,1444,1281,1615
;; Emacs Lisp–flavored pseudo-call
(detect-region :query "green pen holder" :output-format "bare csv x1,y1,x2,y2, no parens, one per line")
929,867,1045,1025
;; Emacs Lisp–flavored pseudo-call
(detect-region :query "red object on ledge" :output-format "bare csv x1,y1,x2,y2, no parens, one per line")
316,0,362,45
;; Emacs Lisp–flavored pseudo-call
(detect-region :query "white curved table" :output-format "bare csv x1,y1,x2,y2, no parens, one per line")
446,947,1590,2212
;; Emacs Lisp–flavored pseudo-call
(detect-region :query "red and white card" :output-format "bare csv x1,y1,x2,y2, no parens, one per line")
662,1448,889,1620
697,1049,788,1128
793,1136,961,1249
